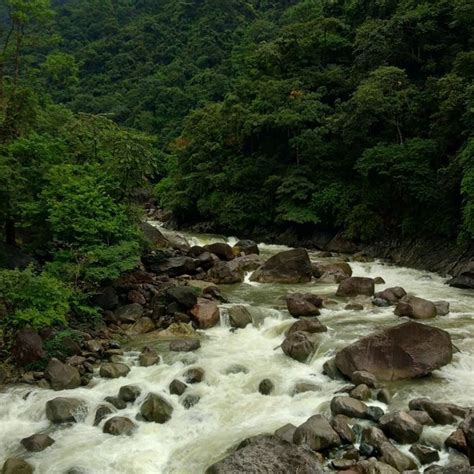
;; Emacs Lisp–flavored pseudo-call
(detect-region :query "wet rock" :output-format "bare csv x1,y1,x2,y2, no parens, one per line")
191,298,220,329
104,396,126,410
379,410,423,443
408,409,434,426
350,384,371,401
21,433,55,452
182,394,200,409
94,405,113,426
287,319,327,335
140,393,173,423
46,397,87,423
316,262,352,283
374,287,407,304
204,243,235,261
281,331,315,363
207,260,244,284
225,364,248,375
206,435,324,473
372,298,391,307
250,248,312,284
228,305,252,329
184,367,205,384
114,303,144,323
351,370,378,388
331,415,355,444
330,396,368,419
345,303,364,311
408,398,458,425
323,358,344,380
435,301,450,316
152,256,196,277
127,317,155,335
366,405,385,422
258,379,274,395
410,444,440,464
336,277,375,297
379,440,417,471
374,277,386,284
293,382,319,394
286,293,322,317
356,459,398,474
139,346,159,367
12,329,46,367
140,222,170,248
445,429,467,454
169,339,201,352
377,388,392,404
45,358,81,391
99,363,130,379
394,295,437,319
103,416,136,436
447,262,474,290
274,424,297,443
127,289,146,305
166,286,198,310
234,240,259,256
331,459,355,470
335,321,453,381
462,411,474,464
118,385,141,403
169,379,187,396
1,458,34,474
294,414,341,451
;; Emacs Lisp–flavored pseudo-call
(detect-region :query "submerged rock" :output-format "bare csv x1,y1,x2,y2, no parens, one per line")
169,379,187,396
21,433,55,452
140,393,173,423
1,458,34,474
169,339,201,352
258,379,274,395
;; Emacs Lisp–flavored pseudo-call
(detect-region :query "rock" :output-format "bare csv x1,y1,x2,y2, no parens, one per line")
446,429,467,454
12,329,46,367
293,382,319,394
293,414,341,451
462,411,474,464
408,409,434,426
139,347,159,367
350,384,371,401
169,379,188,396
21,433,55,452
374,287,407,304
281,331,315,363
250,248,312,284
207,261,244,284
410,444,440,464
373,298,391,307
336,277,375,297
127,289,146,305
103,416,137,436
184,367,204,384
1,458,34,474
434,301,450,316
153,256,196,277
140,221,170,247
140,393,173,423
234,240,259,255
166,286,198,310
228,305,252,329
127,317,155,335
335,321,453,381
379,440,417,471
366,406,385,422
44,358,81,391
91,286,119,310
323,358,344,380
182,394,200,409
377,388,392,404
104,396,126,410
286,293,322,317
351,371,378,388
447,261,474,289
99,362,130,379
374,277,386,284
258,379,274,395
206,435,324,473
408,399,458,425
191,298,220,329
118,385,141,403
330,396,369,419
169,339,201,352
287,319,327,335
331,415,355,444
345,303,364,311
394,295,437,319
46,397,87,423
314,261,352,283
94,405,113,426
356,459,399,474
274,424,297,443
204,242,235,261
114,303,144,323
379,411,423,443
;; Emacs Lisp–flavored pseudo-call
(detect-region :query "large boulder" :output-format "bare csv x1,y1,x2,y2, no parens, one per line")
281,332,315,363
234,240,259,255
140,393,173,423
207,261,244,284
21,433,55,452
228,305,252,329
103,416,137,436
46,397,87,423
287,319,327,336
286,293,322,317
118,385,141,403
394,295,437,319
335,321,453,381
45,358,81,391
152,256,195,277
374,287,407,305
462,411,474,465
379,410,423,443
293,415,341,451
330,396,369,419
114,303,144,323
204,243,234,261
166,286,198,310
313,262,352,283
99,363,131,379
190,298,220,329
448,261,474,289
1,458,34,474
140,222,170,248
336,277,375,297
250,248,312,284
206,435,324,474
127,317,155,335
12,329,46,367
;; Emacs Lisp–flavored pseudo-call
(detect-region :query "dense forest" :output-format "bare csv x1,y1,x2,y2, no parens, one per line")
0,0,473,331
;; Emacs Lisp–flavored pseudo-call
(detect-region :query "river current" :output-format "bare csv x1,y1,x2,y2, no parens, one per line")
1,227,473,473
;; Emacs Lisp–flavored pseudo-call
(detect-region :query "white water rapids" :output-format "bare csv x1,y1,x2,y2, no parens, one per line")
0,229,473,473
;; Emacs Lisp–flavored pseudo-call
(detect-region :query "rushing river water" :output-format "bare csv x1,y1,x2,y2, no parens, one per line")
1,227,473,473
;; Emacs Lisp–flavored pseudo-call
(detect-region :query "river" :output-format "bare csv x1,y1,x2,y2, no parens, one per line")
1,227,473,473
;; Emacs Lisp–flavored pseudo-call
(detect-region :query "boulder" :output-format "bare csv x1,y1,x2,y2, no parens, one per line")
92,286,119,310
46,397,87,423
374,287,407,304
394,295,437,319
169,339,201,352
462,411,474,464
250,248,312,284
127,317,155,335
410,444,440,464
274,424,297,444
258,379,274,395
140,393,173,423
336,277,375,297
190,298,220,329
377,388,392,405
293,414,341,451
127,289,146,305
167,286,198,310
153,256,195,277
323,358,344,380
140,222,170,248
207,255,263,284
408,398,459,425
286,293,322,317
94,405,114,426
293,382,319,394
104,396,126,410
12,329,46,367
445,429,467,454
335,321,453,381
331,415,355,444
182,394,200,409
99,363,130,379
434,301,450,316
1,458,34,474
169,379,187,396
408,409,434,426
114,303,144,323
281,331,315,363
204,243,234,261
345,303,364,311
139,347,159,367
118,385,141,403
103,416,137,436
287,319,327,335
228,305,252,329
330,396,369,419
313,262,352,283
379,411,423,443
379,441,417,471
350,384,371,401
234,240,259,255
45,358,81,391
184,367,205,384
447,261,474,289
206,435,324,473
21,433,55,452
